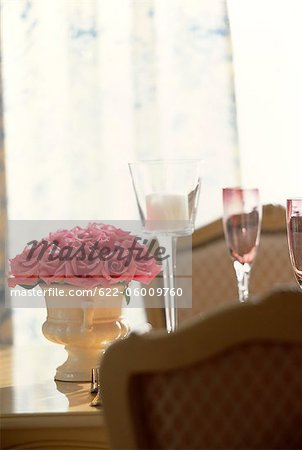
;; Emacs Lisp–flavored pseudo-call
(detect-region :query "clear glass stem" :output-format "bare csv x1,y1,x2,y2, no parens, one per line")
159,235,177,333
233,261,251,302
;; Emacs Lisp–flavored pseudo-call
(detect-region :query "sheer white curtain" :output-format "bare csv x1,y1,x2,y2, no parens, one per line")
228,0,302,205
1,0,238,343
2,0,302,344
2,0,239,226
5,1,302,222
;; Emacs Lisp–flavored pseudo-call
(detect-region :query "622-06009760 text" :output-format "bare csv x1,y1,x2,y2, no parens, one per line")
9,286,183,298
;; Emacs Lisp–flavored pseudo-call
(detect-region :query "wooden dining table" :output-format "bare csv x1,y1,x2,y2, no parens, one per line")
0,344,109,450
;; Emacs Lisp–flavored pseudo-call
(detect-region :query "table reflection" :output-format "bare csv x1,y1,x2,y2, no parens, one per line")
1,345,96,414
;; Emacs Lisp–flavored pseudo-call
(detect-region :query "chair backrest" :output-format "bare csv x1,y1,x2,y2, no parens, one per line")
102,288,302,449
147,204,296,328
180,203,296,322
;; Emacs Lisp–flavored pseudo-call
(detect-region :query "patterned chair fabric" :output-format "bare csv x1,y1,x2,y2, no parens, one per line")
179,230,296,323
139,342,302,449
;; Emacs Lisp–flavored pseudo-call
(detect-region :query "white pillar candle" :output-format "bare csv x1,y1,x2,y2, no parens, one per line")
146,193,189,231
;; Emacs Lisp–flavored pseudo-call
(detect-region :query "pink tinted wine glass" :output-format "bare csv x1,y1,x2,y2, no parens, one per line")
286,199,302,289
223,188,262,302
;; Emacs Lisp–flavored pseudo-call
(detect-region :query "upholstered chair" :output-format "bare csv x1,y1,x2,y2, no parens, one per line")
102,288,302,449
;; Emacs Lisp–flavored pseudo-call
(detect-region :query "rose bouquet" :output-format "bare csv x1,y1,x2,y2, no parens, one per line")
8,223,162,303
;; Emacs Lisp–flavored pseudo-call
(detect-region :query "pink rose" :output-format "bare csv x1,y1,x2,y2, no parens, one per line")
8,223,162,291
131,243,162,285
8,245,40,287
102,254,137,287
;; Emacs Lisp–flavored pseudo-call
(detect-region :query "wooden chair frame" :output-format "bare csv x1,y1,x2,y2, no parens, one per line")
193,203,286,248
102,288,302,449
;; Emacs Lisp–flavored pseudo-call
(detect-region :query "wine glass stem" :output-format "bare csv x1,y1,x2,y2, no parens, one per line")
233,261,251,302
160,235,177,333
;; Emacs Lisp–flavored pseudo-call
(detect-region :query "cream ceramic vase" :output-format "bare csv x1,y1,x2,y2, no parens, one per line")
41,283,129,382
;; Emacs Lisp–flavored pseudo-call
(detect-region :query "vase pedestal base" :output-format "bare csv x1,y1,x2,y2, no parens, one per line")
55,346,105,382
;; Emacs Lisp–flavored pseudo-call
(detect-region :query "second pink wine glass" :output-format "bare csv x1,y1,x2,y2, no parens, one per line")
286,199,302,289
223,188,262,302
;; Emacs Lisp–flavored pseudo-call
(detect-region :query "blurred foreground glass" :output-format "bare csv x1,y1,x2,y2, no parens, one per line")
129,160,202,332
287,199,302,289
223,188,262,302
